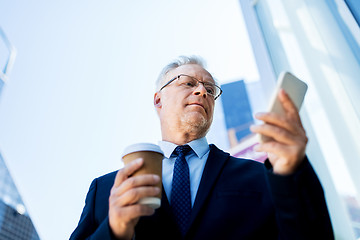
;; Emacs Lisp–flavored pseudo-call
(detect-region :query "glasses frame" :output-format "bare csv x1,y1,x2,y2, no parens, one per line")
159,74,223,100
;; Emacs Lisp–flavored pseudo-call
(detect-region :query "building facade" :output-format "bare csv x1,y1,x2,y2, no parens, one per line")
238,0,360,238
0,27,40,240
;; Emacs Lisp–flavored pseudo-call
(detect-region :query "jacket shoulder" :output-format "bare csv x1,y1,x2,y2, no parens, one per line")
94,170,118,185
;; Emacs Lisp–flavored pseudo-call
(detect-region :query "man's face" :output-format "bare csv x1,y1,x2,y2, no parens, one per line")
154,64,215,138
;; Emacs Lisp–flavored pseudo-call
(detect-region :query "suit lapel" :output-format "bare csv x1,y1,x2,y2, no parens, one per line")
187,144,229,231
160,185,182,236
160,185,172,218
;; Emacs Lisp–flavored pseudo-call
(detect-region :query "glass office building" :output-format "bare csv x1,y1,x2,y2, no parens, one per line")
0,154,40,240
217,80,267,162
221,80,253,147
237,0,360,238
0,27,40,240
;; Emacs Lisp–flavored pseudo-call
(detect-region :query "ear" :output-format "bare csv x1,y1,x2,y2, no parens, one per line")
154,92,162,109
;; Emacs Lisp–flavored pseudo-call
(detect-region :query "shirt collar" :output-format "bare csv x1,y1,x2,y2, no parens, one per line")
159,137,209,159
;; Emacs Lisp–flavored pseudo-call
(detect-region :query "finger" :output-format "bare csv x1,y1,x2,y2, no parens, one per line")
279,89,302,122
113,158,144,188
111,204,155,222
254,142,306,175
112,186,161,207
254,112,302,134
254,141,288,155
254,142,295,164
254,140,306,161
113,174,160,197
250,124,297,145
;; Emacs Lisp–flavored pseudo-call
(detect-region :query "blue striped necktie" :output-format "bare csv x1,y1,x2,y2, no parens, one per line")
171,145,192,236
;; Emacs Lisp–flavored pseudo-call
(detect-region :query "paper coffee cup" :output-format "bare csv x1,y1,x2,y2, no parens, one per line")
122,143,164,209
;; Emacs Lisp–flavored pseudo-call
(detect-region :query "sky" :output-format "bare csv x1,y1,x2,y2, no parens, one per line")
0,1,259,239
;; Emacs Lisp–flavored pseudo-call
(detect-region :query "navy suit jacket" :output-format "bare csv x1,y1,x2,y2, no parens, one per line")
70,144,334,239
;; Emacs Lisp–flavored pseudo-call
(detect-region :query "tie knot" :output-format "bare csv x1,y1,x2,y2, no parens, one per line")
174,145,192,157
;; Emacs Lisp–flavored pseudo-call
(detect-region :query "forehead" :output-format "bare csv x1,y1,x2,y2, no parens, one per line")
166,64,214,83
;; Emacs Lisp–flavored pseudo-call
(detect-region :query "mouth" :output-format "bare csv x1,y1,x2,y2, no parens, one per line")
187,102,206,112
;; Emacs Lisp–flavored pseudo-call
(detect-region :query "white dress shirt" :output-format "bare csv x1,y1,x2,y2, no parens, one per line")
159,137,210,207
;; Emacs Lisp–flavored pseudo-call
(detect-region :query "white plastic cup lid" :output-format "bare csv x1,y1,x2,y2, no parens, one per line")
121,143,164,158
138,197,161,209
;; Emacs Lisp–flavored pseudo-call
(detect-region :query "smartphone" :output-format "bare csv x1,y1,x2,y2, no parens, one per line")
259,71,308,143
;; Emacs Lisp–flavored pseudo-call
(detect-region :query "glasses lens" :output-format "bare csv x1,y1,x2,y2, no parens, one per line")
178,75,197,88
177,75,221,99
203,83,218,96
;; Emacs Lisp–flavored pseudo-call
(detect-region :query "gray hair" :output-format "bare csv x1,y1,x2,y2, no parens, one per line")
156,55,207,91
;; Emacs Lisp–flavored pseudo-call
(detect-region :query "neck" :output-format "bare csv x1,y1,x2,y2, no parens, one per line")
161,127,206,145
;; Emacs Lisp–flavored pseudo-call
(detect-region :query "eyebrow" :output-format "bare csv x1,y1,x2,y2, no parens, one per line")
185,74,216,84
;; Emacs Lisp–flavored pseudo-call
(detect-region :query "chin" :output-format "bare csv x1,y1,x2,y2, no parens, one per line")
182,114,210,134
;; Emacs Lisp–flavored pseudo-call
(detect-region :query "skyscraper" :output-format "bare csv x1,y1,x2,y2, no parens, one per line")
221,80,254,147
0,154,40,240
220,80,266,162
0,27,40,240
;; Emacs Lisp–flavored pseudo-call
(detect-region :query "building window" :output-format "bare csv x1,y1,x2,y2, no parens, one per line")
239,0,360,238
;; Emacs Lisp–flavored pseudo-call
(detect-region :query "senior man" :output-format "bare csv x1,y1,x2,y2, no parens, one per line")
70,56,333,240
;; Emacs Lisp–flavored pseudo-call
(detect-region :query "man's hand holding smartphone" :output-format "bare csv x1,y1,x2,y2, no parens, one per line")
250,72,308,175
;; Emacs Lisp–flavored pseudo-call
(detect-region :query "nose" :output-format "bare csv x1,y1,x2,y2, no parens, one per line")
193,83,208,98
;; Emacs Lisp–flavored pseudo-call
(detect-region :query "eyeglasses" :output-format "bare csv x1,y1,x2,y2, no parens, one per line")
159,74,223,100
